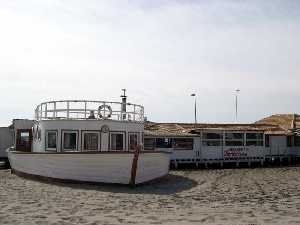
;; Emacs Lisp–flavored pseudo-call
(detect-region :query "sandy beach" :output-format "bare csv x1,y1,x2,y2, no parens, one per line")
1,167,300,225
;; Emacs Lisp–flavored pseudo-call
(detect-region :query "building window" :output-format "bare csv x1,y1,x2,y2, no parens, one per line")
294,136,300,146
129,133,139,150
173,138,193,150
265,135,270,147
62,131,78,151
144,138,155,150
202,133,223,146
110,132,125,150
287,136,293,147
46,131,57,151
225,132,244,146
82,132,99,151
246,133,263,146
156,138,172,148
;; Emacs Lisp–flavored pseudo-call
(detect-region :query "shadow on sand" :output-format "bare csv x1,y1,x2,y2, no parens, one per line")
10,169,198,195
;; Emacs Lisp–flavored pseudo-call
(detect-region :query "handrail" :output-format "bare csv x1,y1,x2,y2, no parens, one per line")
35,100,144,122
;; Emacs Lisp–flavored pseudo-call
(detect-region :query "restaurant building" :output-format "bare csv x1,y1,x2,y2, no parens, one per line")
144,114,300,167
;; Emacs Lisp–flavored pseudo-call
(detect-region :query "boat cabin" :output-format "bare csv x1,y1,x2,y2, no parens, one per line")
12,98,144,153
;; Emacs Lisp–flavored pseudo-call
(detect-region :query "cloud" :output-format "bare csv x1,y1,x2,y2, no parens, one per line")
0,0,299,125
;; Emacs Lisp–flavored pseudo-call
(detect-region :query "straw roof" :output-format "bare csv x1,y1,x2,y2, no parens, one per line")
144,116,292,137
255,114,299,130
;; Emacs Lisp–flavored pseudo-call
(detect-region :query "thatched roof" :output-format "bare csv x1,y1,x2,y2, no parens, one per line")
144,116,292,137
255,114,299,130
144,123,197,137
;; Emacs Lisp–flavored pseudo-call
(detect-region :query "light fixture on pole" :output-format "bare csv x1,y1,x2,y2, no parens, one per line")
235,89,240,123
190,93,197,126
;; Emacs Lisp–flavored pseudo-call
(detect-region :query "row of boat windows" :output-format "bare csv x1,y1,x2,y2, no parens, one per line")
45,130,140,151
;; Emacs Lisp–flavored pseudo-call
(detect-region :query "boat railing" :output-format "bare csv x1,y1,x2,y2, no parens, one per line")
35,100,144,122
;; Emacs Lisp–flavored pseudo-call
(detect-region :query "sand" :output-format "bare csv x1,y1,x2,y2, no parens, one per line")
1,167,300,225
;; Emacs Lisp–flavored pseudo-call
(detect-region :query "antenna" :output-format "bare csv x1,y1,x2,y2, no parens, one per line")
235,89,240,123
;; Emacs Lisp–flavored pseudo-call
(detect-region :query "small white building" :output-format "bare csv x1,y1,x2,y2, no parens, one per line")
144,114,300,167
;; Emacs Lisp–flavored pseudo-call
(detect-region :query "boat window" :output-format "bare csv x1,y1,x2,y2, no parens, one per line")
37,126,41,141
129,133,139,151
46,131,57,151
202,132,223,146
83,132,99,151
32,126,37,141
173,138,193,150
225,132,244,146
62,131,78,151
144,138,155,150
246,133,263,146
156,138,172,148
110,132,125,150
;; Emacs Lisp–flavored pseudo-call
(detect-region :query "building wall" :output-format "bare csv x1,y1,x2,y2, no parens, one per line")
268,136,288,155
145,133,293,163
0,127,13,158
171,137,199,161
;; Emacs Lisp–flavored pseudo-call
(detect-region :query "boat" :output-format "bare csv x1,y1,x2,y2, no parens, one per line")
8,91,171,185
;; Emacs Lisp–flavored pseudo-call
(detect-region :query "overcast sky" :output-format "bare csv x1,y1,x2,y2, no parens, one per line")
0,0,299,126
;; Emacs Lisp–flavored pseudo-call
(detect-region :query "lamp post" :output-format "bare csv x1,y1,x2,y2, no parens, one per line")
235,89,240,123
191,93,197,126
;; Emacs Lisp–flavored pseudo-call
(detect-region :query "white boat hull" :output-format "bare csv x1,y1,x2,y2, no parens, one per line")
8,151,170,185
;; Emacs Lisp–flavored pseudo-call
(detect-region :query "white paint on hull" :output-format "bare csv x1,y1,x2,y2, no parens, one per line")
8,151,170,185
136,153,170,184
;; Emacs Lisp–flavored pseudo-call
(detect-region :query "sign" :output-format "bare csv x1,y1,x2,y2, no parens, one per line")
224,148,248,158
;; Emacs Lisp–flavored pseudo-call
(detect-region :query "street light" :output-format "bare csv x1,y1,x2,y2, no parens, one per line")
235,89,240,123
190,93,197,126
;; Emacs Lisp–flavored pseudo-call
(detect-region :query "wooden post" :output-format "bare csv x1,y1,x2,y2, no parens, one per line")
130,145,141,187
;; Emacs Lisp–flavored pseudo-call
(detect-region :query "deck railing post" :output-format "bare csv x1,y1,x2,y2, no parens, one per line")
53,102,56,118
84,102,87,119
67,102,70,119
40,104,43,119
45,103,48,119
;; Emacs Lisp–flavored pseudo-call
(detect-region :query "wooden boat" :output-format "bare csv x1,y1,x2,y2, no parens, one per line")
8,92,171,185
8,149,170,185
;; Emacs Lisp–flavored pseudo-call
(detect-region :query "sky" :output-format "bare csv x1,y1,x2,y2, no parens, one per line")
0,0,300,126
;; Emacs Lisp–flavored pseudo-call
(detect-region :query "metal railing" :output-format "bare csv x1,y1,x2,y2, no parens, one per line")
35,100,144,122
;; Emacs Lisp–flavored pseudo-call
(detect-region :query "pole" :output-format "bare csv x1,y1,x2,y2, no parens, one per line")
194,96,197,125
235,89,240,123
191,93,197,127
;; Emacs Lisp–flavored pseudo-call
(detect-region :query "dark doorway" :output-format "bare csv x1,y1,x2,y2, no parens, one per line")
16,129,32,152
